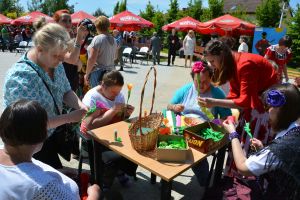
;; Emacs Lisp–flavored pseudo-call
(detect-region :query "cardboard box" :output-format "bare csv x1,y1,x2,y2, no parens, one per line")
157,134,189,163
183,122,228,153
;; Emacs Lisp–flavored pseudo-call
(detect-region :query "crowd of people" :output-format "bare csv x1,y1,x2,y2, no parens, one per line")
0,9,300,200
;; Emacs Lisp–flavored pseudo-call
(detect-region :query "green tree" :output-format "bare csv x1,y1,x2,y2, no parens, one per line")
139,1,156,38
27,0,43,12
200,0,223,21
152,10,166,36
167,0,179,23
113,1,120,15
256,0,281,27
140,1,155,21
287,4,300,64
41,0,74,16
119,0,127,13
93,8,108,17
209,0,224,19
187,0,203,20
0,0,23,16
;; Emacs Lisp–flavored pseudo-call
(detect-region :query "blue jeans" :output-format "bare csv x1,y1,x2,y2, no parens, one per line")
89,68,107,88
192,158,209,186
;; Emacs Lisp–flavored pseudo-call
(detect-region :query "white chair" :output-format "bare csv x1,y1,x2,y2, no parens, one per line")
16,41,28,54
27,41,34,48
122,47,132,67
135,46,149,64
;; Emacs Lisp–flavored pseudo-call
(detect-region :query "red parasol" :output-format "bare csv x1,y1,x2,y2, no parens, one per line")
71,11,96,25
109,10,154,31
162,16,202,32
0,14,12,24
196,14,255,36
11,11,54,25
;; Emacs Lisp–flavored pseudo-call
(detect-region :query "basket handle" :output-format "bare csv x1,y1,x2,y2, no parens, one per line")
138,67,157,133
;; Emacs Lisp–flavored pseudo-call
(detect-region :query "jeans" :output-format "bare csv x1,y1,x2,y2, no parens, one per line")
192,158,209,186
152,49,160,65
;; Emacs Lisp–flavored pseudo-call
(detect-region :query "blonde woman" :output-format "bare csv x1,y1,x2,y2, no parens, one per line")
183,30,196,68
3,23,88,169
85,16,117,88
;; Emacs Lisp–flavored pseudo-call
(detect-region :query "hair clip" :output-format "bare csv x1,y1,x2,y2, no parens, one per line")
266,89,286,107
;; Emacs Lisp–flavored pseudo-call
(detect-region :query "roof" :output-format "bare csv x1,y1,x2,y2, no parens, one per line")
223,0,262,14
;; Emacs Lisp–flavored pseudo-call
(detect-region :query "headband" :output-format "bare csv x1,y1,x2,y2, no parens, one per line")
266,89,286,107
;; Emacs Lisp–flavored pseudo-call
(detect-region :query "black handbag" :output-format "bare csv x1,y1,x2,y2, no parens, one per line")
19,60,75,161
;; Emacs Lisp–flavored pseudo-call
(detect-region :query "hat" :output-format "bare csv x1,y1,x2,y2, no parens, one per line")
192,61,205,73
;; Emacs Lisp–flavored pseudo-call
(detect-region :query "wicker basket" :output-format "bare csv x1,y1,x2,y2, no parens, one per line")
128,67,163,152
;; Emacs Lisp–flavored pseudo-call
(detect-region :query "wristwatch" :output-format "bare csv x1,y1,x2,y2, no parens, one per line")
229,131,240,141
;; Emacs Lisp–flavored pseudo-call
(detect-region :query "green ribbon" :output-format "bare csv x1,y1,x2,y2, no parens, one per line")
198,128,224,142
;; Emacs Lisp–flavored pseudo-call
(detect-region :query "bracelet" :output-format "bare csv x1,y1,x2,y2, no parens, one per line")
229,131,240,141
74,43,81,49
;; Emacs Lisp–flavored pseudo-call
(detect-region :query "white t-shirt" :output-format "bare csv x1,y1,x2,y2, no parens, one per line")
0,154,79,199
82,86,125,108
245,122,299,176
238,42,248,53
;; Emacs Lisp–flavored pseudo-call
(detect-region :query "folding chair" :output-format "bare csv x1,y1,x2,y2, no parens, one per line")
27,41,34,50
16,41,28,54
122,47,132,67
135,46,149,64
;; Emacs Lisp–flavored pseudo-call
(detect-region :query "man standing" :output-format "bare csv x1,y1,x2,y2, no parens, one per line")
113,29,124,71
150,32,161,65
167,28,179,66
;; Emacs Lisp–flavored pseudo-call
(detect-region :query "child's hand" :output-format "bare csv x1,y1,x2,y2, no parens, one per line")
250,138,263,150
125,104,135,116
222,119,236,133
112,103,124,114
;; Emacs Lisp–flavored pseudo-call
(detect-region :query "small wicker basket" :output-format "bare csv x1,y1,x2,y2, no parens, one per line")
128,67,163,152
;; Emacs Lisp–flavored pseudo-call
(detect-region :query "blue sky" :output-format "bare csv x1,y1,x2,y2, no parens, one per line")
19,0,298,16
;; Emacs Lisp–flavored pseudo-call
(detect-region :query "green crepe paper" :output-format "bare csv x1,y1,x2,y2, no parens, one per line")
162,109,167,118
158,139,186,149
173,126,185,135
196,74,214,120
244,122,253,138
197,128,224,142
171,111,176,130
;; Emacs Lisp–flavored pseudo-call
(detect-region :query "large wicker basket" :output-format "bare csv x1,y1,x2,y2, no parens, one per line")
128,67,163,152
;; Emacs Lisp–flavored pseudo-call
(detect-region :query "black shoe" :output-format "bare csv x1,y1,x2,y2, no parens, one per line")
118,67,124,71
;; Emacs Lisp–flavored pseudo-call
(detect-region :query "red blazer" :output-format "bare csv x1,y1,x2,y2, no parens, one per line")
227,53,278,112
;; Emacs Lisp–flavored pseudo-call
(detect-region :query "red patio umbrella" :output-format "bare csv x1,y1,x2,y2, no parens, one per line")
0,14,12,24
196,14,255,36
11,11,54,25
71,11,96,25
162,16,202,32
109,10,154,31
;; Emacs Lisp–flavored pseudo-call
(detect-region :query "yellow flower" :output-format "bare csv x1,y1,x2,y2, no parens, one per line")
163,118,169,125
127,83,133,91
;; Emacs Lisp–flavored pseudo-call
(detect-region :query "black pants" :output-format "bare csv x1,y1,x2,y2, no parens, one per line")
33,134,63,169
168,49,176,65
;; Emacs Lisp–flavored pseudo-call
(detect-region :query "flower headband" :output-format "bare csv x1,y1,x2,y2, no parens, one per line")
266,89,286,107
192,61,205,73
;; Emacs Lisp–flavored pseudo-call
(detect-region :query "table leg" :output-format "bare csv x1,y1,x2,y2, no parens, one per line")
161,179,172,200
93,139,103,189
151,173,156,184
213,145,227,185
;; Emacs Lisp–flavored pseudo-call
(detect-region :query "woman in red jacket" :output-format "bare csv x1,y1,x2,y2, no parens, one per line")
199,40,278,176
